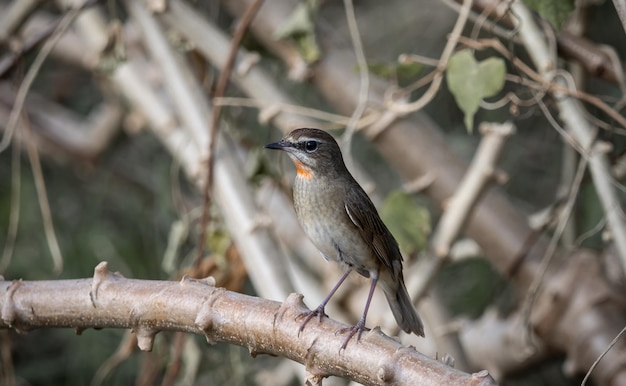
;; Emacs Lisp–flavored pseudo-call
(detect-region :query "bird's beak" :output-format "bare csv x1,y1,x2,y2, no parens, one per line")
265,139,291,151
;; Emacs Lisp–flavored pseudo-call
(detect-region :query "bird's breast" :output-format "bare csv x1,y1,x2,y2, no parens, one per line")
293,177,375,272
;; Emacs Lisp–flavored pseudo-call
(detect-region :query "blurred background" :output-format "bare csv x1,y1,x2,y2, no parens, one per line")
1,0,625,385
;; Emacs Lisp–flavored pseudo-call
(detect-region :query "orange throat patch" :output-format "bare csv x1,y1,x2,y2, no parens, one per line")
293,159,313,180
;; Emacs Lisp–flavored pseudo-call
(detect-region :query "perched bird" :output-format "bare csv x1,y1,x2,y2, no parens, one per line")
266,128,424,349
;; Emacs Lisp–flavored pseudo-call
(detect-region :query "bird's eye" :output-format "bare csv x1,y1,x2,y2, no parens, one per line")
304,140,318,152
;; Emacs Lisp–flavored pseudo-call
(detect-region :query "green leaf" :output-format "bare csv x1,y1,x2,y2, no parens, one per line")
274,3,314,39
380,191,431,256
523,0,574,30
207,226,232,259
274,0,320,63
446,49,506,132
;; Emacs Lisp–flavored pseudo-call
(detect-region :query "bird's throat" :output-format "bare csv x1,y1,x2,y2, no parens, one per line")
293,159,313,180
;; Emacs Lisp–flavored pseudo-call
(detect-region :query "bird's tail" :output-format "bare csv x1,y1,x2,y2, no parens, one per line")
381,273,425,337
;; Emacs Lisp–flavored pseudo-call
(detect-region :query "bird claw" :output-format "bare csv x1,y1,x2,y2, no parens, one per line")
336,321,370,350
297,306,327,335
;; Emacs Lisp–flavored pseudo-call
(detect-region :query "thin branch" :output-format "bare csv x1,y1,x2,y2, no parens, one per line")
581,324,626,386
468,0,626,86
213,96,356,127
0,13,57,77
0,0,98,153
386,0,473,115
0,0,44,43
521,150,587,346
0,135,21,274
340,0,369,171
440,0,517,43
196,0,264,265
126,0,295,303
161,0,319,131
457,36,626,131
22,114,63,273
510,0,626,277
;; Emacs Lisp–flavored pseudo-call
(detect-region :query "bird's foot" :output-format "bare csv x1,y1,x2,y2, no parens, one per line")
336,319,370,350
297,305,327,336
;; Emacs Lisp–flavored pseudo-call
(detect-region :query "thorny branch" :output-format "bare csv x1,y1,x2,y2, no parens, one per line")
0,262,497,386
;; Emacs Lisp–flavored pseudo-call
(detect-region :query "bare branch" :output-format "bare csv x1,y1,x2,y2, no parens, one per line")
340,0,369,171
0,0,44,43
122,0,295,302
385,0,473,116
468,0,626,87
22,114,63,273
582,325,626,386
0,84,122,161
197,0,264,267
432,121,515,259
0,0,98,153
0,134,20,274
0,263,497,386
510,0,626,280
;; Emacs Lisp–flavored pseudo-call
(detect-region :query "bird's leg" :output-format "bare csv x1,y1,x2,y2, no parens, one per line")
337,272,378,350
298,270,352,335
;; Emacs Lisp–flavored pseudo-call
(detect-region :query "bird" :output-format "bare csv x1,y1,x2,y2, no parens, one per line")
265,128,424,349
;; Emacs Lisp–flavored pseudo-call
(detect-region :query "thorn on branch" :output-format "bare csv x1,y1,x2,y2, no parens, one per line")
179,275,216,287
376,363,394,382
135,326,158,351
304,370,324,386
195,287,227,345
90,261,123,307
1,279,22,327
472,369,496,385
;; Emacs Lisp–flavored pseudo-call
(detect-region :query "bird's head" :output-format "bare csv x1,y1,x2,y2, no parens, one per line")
265,128,345,180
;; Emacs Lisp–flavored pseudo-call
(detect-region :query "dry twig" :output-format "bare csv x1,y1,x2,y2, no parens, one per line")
196,0,265,265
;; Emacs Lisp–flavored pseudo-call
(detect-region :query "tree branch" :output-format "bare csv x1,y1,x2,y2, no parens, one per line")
0,262,497,386
124,0,295,302
431,121,514,259
510,0,626,281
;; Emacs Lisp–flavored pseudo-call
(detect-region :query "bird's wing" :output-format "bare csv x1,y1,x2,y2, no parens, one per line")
344,185,402,274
